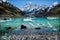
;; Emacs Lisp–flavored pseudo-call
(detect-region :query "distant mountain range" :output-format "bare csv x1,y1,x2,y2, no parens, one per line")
0,1,60,18
0,2,24,17
20,2,60,17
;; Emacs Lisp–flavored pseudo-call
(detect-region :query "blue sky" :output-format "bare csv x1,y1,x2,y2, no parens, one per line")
8,0,60,8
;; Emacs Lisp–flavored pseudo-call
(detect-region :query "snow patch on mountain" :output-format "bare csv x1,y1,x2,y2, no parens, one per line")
20,2,47,14
52,2,59,6
20,2,60,17
48,2,60,11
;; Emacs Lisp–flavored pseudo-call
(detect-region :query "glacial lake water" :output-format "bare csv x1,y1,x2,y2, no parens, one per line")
0,17,60,32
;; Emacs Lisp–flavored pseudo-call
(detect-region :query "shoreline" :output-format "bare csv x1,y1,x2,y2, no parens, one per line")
0,32,60,40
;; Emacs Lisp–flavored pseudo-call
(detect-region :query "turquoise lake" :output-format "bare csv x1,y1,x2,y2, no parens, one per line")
0,17,60,31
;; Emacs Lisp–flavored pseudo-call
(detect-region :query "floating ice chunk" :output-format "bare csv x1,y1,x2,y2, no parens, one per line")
53,28,57,31
0,18,12,22
24,18,32,21
47,17,59,19
47,21,52,28
0,20,5,22
29,23,35,27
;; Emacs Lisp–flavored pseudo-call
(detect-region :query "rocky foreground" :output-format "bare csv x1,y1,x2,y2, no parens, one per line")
0,32,60,40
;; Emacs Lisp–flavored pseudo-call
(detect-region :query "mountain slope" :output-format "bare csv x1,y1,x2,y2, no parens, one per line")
0,2,24,17
46,2,60,17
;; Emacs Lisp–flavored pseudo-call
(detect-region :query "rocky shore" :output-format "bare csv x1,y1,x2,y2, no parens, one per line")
0,32,60,40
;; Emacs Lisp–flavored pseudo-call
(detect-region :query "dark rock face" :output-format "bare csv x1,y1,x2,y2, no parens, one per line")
0,2,25,17
3,18,7,20
6,27,12,30
35,27,41,30
21,25,27,30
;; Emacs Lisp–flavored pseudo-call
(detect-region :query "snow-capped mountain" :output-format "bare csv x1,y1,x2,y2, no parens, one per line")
20,2,60,17
20,2,48,17
21,2,47,12
48,2,60,11
46,2,60,17
21,2,40,12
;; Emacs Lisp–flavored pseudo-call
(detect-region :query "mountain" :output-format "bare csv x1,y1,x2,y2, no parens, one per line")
46,2,60,17
20,2,47,17
0,2,24,17
20,2,60,17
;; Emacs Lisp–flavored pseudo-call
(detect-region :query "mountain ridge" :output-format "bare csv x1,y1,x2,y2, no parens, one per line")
0,2,24,18
20,2,60,17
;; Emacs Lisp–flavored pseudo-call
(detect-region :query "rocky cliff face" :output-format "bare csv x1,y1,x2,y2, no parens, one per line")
0,2,24,17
